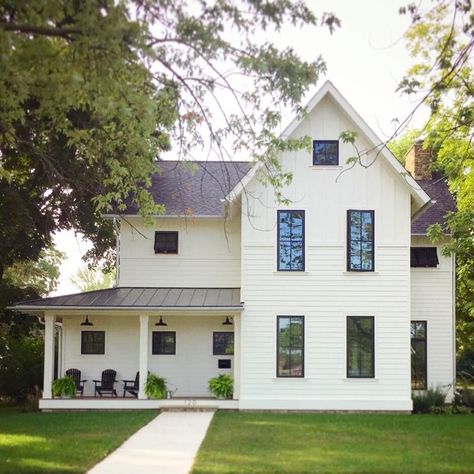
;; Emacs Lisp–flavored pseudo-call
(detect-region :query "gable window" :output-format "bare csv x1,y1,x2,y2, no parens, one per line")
411,247,439,268
347,316,374,378
277,316,304,377
347,210,374,271
277,210,305,271
152,331,176,355
213,332,234,355
411,321,427,390
81,331,105,355
313,140,339,166
154,231,178,254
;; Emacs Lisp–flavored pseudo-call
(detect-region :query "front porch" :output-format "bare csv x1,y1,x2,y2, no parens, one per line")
11,287,243,410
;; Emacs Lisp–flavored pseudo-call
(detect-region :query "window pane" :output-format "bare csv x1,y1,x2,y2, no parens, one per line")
313,140,339,165
411,321,427,389
347,317,374,378
277,316,304,377
278,211,304,271
154,232,178,254
348,210,374,271
213,332,234,355
81,331,105,355
152,331,176,355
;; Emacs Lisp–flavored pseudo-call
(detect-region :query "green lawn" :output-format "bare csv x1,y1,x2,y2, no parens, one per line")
0,408,156,473
192,412,474,473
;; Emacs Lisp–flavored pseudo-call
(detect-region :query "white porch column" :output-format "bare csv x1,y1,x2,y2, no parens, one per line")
43,312,55,399
233,313,241,400
138,315,149,400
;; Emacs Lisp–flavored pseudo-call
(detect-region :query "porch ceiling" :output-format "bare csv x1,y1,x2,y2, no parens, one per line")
10,287,243,313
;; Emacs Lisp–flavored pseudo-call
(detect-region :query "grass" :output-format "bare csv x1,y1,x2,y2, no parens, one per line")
0,407,157,473
192,412,474,473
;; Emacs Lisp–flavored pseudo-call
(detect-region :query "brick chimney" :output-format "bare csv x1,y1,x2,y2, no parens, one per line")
404,140,433,180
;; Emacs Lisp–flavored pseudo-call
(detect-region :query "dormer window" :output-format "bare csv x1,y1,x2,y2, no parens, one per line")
313,140,339,166
154,231,178,254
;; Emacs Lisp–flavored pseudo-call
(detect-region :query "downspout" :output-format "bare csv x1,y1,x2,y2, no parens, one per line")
113,217,121,287
452,252,457,392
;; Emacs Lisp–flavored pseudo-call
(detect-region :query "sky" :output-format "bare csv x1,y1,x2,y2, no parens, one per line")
52,0,429,296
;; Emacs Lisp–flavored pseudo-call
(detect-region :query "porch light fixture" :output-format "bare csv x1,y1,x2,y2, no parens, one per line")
222,317,233,326
155,317,168,327
80,316,93,326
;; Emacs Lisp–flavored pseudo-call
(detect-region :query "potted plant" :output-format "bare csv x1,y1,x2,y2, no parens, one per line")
52,376,76,399
208,374,233,399
145,373,167,399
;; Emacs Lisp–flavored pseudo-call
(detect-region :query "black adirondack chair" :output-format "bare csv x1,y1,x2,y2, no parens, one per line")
93,369,117,397
65,368,86,396
122,372,140,398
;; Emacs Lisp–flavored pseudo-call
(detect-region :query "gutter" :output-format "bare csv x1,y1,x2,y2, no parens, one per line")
9,305,244,313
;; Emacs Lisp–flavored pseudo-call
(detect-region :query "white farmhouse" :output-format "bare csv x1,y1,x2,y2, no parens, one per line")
13,81,456,411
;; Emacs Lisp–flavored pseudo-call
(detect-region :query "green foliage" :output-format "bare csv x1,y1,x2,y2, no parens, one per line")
51,376,76,398
387,129,422,165
412,387,447,414
70,266,116,292
457,347,474,380
144,373,166,400
208,374,233,399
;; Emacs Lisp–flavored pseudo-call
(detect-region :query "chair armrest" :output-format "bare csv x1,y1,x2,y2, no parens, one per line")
92,379,100,383
122,379,135,383
80,379,87,383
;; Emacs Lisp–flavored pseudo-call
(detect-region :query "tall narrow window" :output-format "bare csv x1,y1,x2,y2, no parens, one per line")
313,140,339,165
347,210,374,271
277,316,304,377
411,321,427,390
347,316,374,378
277,210,305,271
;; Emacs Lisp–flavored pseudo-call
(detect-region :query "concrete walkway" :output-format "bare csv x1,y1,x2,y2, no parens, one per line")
88,411,215,474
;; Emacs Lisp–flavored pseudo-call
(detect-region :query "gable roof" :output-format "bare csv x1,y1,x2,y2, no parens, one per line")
110,160,251,217
412,173,456,235
227,80,431,214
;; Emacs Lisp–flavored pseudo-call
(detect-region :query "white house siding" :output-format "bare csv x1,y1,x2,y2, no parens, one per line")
411,236,455,398
239,94,413,410
118,216,241,288
61,315,233,397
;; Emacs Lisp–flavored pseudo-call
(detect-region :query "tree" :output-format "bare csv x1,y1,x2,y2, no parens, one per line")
0,0,339,273
70,267,116,292
387,129,421,165
397,0,474,369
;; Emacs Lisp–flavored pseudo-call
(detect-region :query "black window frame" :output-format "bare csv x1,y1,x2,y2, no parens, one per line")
276,315,305,378
152,331,176,355
411,321,427,390
347,210,375,272
213,332,234,356
410,247,439,268
154,231,179,254
313,140,339,166
81,331,105,355
346,316,375,379
277,210,305,272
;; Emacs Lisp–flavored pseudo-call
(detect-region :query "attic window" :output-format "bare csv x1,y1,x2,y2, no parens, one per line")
154,231,178,254
313,140,339,165
411,247,439,268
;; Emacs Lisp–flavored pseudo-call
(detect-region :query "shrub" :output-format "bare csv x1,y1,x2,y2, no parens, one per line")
145,373,167,399
459,385,474,409
52,376,76,398
208,374,233,399
412,386,446,413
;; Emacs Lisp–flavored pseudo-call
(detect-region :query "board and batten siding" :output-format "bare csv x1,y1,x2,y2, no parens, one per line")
61,315,233,397
239,94,414,410
118,216,241,287
411,236,455,398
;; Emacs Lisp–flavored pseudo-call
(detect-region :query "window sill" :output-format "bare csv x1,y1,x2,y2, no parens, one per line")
272,377,308,381
342,271,379,275
273,271,310,275
308,165,343,170
343,378,379,382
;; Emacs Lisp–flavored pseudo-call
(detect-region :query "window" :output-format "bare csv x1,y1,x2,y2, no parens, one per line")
152,331,176,355
411,321,427,390
347,210,375,271
313,140,339,165
347,316,374,378
411,247,439,268
213,332,234,355
81,331,105,355
154,231,178,254
277,210,305,271
277,316,304,377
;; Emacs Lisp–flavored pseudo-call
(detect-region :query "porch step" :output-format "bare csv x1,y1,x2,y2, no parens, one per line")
160,406,218,412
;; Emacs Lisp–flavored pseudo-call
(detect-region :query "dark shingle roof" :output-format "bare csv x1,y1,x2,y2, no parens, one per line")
11,287,243,310
412,173,456,235
124,160,251,216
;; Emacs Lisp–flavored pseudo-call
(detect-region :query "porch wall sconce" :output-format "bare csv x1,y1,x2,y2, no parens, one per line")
155,316,168,327
80,316,93,326
222,316,233,326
